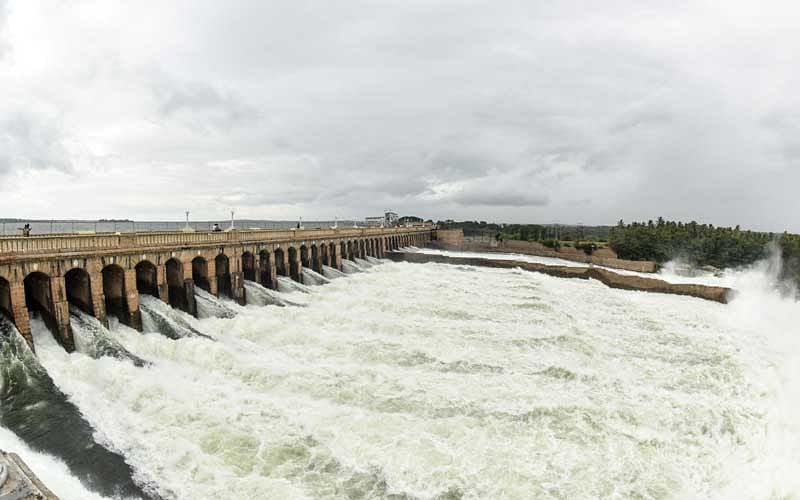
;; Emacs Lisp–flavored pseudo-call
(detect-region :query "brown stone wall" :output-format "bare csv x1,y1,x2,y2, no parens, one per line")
388,251,729,303
433,229,465,249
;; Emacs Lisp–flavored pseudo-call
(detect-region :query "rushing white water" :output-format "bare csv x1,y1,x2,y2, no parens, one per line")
302,268,332,286
321,265,346,280
244,280,291,307
340,259,364,274
195,288,238,319
353,258,373,269
277,276,314,294
0,426,110,500
5,251,800,499
71,308,149,367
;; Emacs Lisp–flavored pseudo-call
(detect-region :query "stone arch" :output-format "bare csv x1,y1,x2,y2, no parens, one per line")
311,244,321,273
300,245,310,269
242,251,256,282
102,264,129,324
64,267,95,316
192,256,210,292
0,276,13,322
215,253,232,298
330,243,337,268
259,250,273,288
288,246,300,282
274,248,286,276
340,242,347,262
135,260,159,297
320,243,328,268
24,271,58,341
165,258,187,310
346,241,354,261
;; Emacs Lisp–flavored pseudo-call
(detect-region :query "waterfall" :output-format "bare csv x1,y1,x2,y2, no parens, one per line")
194,288,238,319
322,265,347,279
301,268,331,286
243,280,308,308
341,259,364,274
70,307,148,367
138,295,209,340
277,276,313,294
354,257,373,268
0,316,155,499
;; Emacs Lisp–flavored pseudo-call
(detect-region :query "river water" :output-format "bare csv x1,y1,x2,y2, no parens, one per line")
1,252,799,499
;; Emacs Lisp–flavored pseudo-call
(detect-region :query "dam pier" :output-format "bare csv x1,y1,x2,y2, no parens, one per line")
0,226,432,352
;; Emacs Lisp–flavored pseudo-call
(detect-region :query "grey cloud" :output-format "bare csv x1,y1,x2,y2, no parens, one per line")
146,70,260,132
0,0,8,60
0,1,799,231
0,109,73,175
451,190,549,207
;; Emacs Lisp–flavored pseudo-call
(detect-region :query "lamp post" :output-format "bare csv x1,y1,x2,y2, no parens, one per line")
185,210,190,230
230,210,235,230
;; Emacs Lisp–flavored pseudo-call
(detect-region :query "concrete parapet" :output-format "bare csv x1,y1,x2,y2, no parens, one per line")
1,450,59,499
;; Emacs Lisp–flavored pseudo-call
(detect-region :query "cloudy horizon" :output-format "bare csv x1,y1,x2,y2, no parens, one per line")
0,0,798,232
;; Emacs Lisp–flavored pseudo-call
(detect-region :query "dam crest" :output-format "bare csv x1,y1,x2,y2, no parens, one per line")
0,226,432,352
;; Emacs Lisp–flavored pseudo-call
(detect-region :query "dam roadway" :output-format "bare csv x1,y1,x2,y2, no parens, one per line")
0,226,433,352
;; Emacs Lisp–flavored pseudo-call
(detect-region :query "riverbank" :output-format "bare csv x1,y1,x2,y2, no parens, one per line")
388,251,731,303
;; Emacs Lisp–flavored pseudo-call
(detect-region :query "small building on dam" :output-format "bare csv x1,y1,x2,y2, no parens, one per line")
0,226,433,353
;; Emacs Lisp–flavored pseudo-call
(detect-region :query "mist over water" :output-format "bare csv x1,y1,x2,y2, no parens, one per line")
1,253,799,499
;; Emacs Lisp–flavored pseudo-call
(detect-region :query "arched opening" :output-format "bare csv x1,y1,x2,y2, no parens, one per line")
242,252,256,282
340,242,346,262
102,264,129,324
192,257,210,292
0,277,13,322
274,248,286,276
259,250,273,288
346,241,354,261
215,254,232,298
311,245,321,273
165,258,187,310
135,260,158,297
330,243,337,267
24,272,57,336
320,244,329,268
64,268,95,316
359,240,366,259
288,247,300,282
300,245,310,269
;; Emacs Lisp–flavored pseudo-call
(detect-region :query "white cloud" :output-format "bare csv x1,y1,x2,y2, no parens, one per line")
0,0,797,231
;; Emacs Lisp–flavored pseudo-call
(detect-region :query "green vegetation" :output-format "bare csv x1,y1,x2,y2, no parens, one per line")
438,218,800,288
437,220,611,243
610,218,800,286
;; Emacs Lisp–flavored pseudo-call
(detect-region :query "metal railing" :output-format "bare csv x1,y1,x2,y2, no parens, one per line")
0,225,433,257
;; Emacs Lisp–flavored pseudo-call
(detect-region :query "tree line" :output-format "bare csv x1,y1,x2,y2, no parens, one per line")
609,218,800,286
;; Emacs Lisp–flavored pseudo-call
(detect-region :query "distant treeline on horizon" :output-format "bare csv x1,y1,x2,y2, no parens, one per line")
439,218,800,288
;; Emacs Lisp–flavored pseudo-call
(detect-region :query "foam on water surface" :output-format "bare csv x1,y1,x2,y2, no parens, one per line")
3,253,799,499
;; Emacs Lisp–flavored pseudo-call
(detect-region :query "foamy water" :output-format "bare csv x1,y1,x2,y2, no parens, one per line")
4,254,800,499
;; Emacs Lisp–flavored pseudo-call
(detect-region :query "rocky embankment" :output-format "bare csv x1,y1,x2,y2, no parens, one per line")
388,252,731,303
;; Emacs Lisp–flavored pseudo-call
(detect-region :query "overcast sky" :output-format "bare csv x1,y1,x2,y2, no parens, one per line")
0,0,798,231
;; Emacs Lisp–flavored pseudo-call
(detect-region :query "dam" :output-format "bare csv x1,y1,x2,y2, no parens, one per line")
0,223,796,499
0,226,432,352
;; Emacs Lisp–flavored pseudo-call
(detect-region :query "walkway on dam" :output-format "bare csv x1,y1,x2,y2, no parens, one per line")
0,226,433,352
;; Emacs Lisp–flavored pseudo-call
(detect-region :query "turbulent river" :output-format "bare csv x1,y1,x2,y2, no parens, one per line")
1,252,799,499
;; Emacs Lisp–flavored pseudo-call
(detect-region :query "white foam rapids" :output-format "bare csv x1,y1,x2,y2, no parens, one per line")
4,252,799,499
